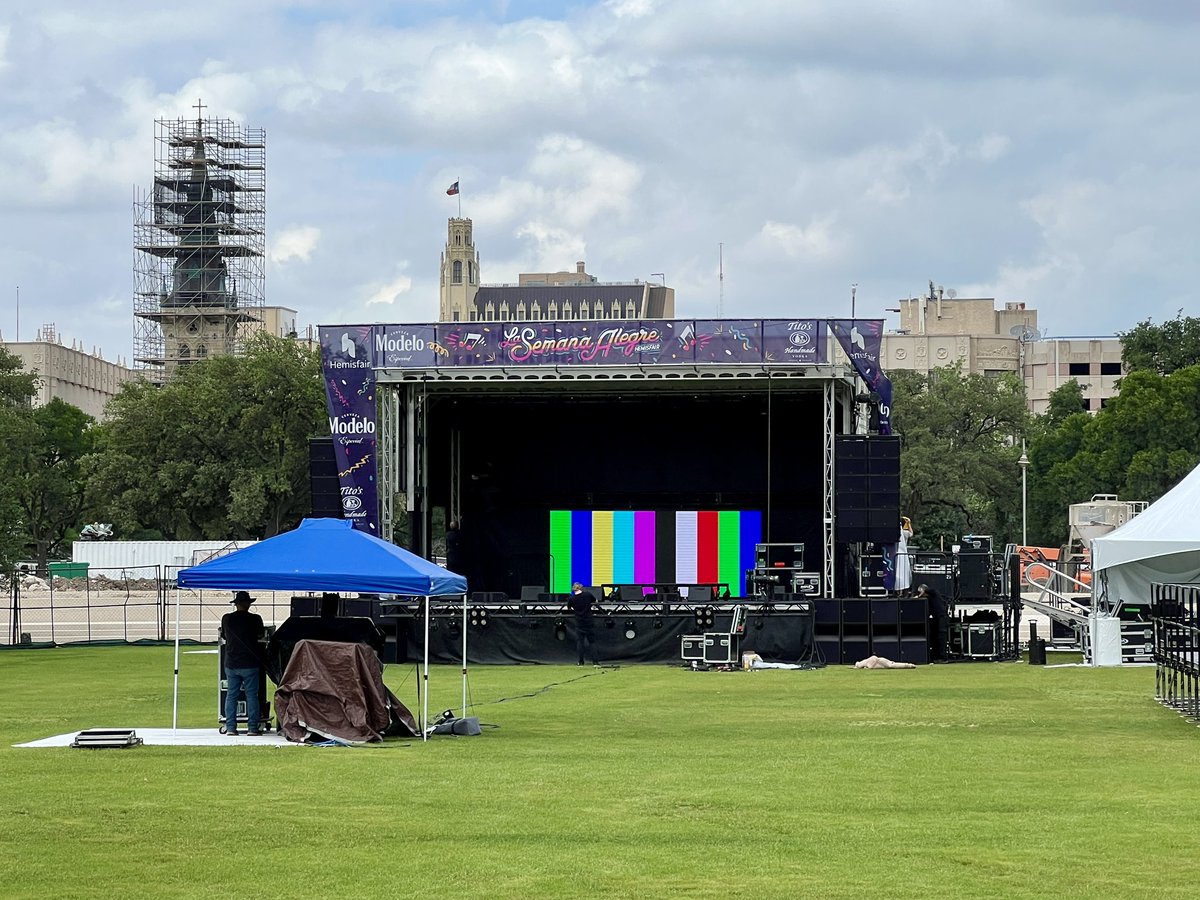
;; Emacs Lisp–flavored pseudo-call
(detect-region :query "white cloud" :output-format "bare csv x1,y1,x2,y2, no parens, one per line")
363,273,414,307
3,0,1200,358
269,226,321,265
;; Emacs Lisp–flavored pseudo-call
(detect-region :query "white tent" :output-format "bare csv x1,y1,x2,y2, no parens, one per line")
1092,462,1200,608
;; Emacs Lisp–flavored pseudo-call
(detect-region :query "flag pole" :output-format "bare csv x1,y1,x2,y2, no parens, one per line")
457,177,461,217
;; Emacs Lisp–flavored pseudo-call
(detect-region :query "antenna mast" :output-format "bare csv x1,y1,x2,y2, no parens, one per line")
718,243,724,317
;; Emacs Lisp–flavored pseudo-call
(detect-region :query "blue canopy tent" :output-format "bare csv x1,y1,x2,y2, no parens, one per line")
174,518,468,740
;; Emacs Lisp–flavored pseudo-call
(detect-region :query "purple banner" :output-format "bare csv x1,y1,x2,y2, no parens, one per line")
373,324,438,368
827,319,892,435
488,321,671,366
319,325,379,535
761,320,826,365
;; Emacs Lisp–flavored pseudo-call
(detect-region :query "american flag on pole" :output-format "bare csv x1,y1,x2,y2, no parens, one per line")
446,181,460,195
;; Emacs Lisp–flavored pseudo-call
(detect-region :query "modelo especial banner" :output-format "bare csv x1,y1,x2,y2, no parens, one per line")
319,325,379,534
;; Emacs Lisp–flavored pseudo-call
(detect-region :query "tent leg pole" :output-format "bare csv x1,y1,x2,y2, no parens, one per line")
172,586,181,733
423,596,430,742
462,592,468,716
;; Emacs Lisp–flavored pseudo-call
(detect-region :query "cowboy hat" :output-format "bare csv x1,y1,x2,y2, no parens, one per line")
230,590,255,605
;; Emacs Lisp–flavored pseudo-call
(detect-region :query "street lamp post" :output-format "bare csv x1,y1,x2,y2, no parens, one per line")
1018,441,1030,546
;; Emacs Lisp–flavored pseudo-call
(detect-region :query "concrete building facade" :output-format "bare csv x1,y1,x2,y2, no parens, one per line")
3,325,137,420
881,293,1123,414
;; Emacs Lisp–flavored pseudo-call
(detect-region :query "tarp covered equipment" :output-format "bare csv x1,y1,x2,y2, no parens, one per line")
273,639,418,743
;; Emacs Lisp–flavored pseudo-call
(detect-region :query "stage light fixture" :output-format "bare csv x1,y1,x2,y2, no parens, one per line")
653,617,664,629
623,620,637,640
554,618,567,641
694,606,715,629
605,616,616,629
468,607,489,627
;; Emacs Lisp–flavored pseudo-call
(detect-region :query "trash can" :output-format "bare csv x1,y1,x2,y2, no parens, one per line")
1028,636,1047,666
48,561,89,580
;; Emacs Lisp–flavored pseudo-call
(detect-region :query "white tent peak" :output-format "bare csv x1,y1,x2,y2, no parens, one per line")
1092,462,1200,573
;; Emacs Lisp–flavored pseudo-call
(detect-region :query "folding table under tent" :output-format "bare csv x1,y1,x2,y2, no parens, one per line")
175,517,468,741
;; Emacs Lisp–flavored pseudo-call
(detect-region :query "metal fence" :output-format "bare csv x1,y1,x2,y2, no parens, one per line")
3,566,295,647
1153,582,1200,724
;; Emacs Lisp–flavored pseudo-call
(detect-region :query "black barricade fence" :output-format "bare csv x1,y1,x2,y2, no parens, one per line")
1,566,291,647
1152,582,1200,724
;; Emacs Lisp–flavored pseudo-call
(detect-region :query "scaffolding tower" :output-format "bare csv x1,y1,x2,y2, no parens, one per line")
133,108,265,381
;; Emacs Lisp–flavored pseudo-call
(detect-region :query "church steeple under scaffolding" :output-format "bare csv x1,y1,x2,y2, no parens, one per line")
133,100,265,381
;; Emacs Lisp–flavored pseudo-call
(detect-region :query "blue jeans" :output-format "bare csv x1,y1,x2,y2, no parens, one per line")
225,667,261,733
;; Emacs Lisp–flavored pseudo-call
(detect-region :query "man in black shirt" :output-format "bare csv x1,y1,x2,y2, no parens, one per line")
221,591,266,735
568,582,600,666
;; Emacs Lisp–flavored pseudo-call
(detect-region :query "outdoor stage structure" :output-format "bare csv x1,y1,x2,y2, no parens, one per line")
317,318,928,665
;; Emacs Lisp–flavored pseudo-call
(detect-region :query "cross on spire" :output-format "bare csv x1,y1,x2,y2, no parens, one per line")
193,98,207,121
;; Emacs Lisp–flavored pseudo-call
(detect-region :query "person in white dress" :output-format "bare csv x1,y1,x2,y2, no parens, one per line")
895,516,914,594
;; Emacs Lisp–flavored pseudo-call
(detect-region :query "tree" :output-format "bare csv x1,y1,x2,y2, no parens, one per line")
1119,312,1200,375
891,364,1030,550
1027,364,1200,546
0,348,39,573
14,399,96,569
85,335,327,540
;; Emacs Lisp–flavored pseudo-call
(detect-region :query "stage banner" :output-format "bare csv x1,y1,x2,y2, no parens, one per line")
373,324,438,368
761,320,826,365
496,320,670,366
827,319,892,435
692,320,764,363
637,320,688,365
319,325,379,534
435,322,507,366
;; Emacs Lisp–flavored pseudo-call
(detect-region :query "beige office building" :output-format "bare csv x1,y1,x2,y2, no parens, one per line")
881,294,1123,414
2,325,137,420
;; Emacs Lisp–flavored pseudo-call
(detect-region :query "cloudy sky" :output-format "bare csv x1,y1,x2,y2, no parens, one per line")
1,0,1197,363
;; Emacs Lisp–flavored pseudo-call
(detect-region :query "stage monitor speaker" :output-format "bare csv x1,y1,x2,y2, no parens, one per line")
956,553,993,601
308,437,342,519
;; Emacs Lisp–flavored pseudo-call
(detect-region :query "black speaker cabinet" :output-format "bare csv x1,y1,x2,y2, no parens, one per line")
835,435,901,544
956,552,993,601
309,437,342,519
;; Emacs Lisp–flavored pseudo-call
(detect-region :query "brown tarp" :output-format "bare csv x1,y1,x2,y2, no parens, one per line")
274,639,418,743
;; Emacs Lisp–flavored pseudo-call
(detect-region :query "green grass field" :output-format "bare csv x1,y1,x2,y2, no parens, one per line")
1,646,1198,899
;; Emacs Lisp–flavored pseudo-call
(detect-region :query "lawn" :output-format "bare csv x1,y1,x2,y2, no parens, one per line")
1,646,1198,899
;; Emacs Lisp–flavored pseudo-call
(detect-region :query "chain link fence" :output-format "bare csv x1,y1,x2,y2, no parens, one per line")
3,566,295,647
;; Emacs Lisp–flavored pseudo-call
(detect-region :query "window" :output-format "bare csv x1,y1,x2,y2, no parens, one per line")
1100,362,1121,375
196,344,208,358
516,302,526,319
626,301,637,318
530,302,541,320
468,261,476,284
1068,362,1090,376
562,302,573,320
548,302,558,319
500,305,509,321
611,301,621,317
452,260,463,284
469,311,476,321
178,344,191,359
453,312,460,322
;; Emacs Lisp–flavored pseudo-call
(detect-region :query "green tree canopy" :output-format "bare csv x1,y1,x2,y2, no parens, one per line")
15,399,96,568
1119,312,1200,375
1027,364,1200,546
0,347,39,571
84,335,327,540
892,364,1030,550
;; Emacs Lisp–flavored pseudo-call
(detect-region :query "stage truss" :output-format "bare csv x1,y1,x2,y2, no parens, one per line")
374,363,861,598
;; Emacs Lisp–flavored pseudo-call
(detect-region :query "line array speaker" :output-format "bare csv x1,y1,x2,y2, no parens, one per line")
309,437,342,519
834,435,901,544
